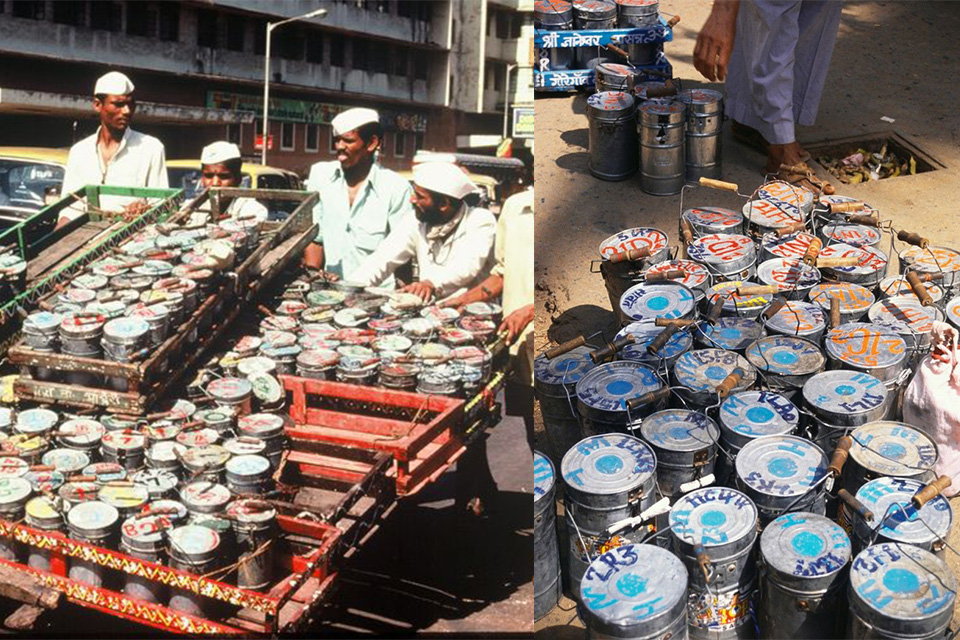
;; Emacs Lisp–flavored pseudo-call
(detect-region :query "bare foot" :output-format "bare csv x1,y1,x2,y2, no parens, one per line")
766,143,835,195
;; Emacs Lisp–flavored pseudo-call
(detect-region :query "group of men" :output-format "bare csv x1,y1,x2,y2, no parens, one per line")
59,71,534,513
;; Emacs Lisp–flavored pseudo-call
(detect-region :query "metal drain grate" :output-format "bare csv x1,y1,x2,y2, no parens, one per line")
805,131,945,184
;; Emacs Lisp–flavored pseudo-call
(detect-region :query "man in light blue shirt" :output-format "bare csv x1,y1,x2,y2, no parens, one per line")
303,108,413,286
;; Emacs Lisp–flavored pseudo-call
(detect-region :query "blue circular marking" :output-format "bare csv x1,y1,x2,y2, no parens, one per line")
888,501,919,524
700,510,727,527
556,358,580,373
647,296,669,311
835,385,856,396
705,366,726,381
791,531,825,557
606,380,634,395
615,573,647,598
720,328,741,340
879,442,906,460
594,455,623,475
668,426,690,441
883,568,920,594
767,457,797,478
746,407,775,424
772,351,798,365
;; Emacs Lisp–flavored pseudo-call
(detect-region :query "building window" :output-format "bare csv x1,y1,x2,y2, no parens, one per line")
494,63,504,91
226,14,245,52
394,132,406,158
414,51,428,81
53,1,85,26
305,31,323,63
158,1,179,42
227,123,242,147
329,126,338,153
281,122,295,151
394,47,408,77
330,33,344,67
496,11,510,39
90,1,121,31
486,10,494,36
279,27,304,60
197,9,217,47
353,38,369,71
511,13,523,39
126,2,152,36
12,1,44,20
415,132,424,152
374,45,390,74
305,124,320,153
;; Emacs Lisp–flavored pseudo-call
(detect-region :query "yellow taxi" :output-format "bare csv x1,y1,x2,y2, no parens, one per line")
167,160,303,197
0,147,69,218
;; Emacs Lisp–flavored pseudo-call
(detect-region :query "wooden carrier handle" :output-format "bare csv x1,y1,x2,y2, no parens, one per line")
802,237,823,266
912,475,952,508
829,297,841,328
655,318,697,328
898,230,930,249
666,15,681,28
776,221,807,237
645,84,678,98
603,43,631,60
608,246,652,264
827,436,853,477
905,271,935,307
817,256,861,268
680,219,695,246
847,214,880,227
699,177,739,193
647,324,679,354
760,298,787,321
544,336,586,360
715,367,745,399
626,386,671,410
736,285,779,296
589,335,636,364
780,163,809,175
837,488,874,523
706,295,726,324
645,269,686,283
829,201,866,213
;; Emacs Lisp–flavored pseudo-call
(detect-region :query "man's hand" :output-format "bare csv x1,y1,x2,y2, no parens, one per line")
499,304,534,344
440,294,468,310
402,280,436,302
122,200,149,222
693,1,740,82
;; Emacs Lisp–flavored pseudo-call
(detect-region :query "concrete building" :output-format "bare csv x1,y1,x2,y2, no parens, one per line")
0,0,533,176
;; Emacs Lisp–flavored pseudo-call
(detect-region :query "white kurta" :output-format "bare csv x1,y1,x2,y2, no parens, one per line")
493,188,534,386
60,127,168,220
352,204,496,302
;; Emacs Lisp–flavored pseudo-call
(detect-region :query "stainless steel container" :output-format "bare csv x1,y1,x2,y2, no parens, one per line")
0,477,32,560
843,422,937,498
687,234,757,283
587,91,638,181
100,430,147,472
704,281,774,319
99,483,150,521
819,222,882,248
57,418,105,456
146,441,187,473
670,487,758,640
735,435,828,525
616,0,660,65
677,88,724,181
801,371,891,453
180,445,231,484
868,296,944,354
41,448,90,475
226,499,277,591
808,282,875,324
237,413,286,469
898,245,960,293
168,524,222,616
579,544,688,640
756,258,820,300
180,481,232,518
638,99,686,195
744,335,825,398
617,320,693,371
639,409,718,498
534,451,561,621
823,323,908,384
379,362,421,392
878,276,945,307
672,348,757,406
760,231,818,263
132,468,179,501
852,477,951,557
618,282,697,325
818,243,888,289
560,433,658,598
681,207,744,238
120,512,170,603
535,346,597,458
847,543,955,640
575,361,665,435
761,300,826,343
716,390,799,487
67,501,119,586
759,512,851,640
22,311,61,350
15,408,58,438
695,317,766,353
573,0,617,67
594,62,636,93
25,496,63,572
598,227,670,316
225,454,272,496
206,377,254,417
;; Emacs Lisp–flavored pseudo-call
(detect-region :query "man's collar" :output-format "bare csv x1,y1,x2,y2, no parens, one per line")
333,160,380,196
95,126,132,153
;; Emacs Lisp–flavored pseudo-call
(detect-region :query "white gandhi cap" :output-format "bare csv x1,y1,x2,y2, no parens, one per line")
94,71,135,96
331,108,380,137
201,141,242,165
413,162,477,201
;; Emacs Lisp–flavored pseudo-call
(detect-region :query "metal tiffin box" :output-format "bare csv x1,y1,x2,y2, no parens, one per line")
617,320,693,372
823,323,908,384
760,300,826,343
534,345,597,457
695,316,766,353
534,0,574,71
681,206,745,239
575,360,666,434
676,89,725,181
560,433,658,600
758,512,851,640
578,543,689,640
847,543,955,640
743,335,825,399
637,409,719,498
716,390,799,486
668,486,758,640
801,370,891,453
687,233,757,282
587,91,638,182
843,421,938,497
817,242,888,289
597,226,671,315
851,477,951,557
534,451,561,621
671,348,757,407
618,281,697,325
898,244,960,293
756,258,820,301
638,99,686,196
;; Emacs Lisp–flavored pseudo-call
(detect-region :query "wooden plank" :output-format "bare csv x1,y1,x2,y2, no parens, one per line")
24,222,108,281
9,347,140,378
14,378,141,413
286,425,406,457
302,408,415,437
283,376,461,413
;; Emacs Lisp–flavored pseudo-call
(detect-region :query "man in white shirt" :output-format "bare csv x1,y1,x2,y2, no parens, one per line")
351,162,496,303
59,71,168,227
303,108,413,284
193,141,269,224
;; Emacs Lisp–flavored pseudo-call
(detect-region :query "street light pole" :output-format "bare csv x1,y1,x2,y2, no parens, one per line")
502,63,518,141
261,7,328,165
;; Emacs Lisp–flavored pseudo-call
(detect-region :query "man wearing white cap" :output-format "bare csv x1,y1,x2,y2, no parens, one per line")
194,141,268,223
352,162,496,302
303,107,413,284
59,71,168,227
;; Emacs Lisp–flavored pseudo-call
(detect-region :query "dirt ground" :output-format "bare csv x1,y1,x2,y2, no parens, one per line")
534,0,960,635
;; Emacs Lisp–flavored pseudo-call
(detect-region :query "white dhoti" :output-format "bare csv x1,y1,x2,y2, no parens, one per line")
726,0,843,145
